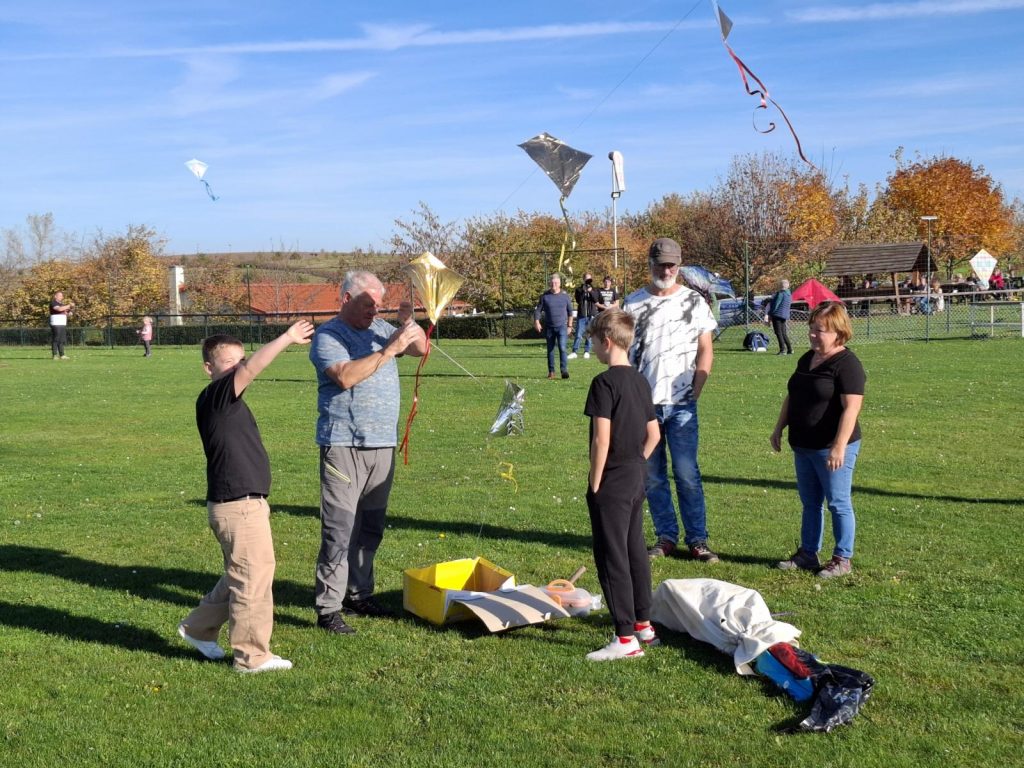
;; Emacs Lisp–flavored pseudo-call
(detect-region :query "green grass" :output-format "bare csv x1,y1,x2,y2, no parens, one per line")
1,331,1022,767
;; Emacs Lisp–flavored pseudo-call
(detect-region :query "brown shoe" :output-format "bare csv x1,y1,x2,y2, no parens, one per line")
688,541,720,564
817,556,852,579
647,537,676,559
547,372,555,379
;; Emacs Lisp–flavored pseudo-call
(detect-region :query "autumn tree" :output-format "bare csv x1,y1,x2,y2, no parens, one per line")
72,225,168,324
879,150,1015,278
181,259,248,314
1,259,80,324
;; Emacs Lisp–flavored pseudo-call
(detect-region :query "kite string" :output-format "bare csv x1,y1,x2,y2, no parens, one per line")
427,342,485,385
398,323,435,465
496,1,704,212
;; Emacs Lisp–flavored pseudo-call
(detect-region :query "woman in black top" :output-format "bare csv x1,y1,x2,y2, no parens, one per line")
770,302,865,579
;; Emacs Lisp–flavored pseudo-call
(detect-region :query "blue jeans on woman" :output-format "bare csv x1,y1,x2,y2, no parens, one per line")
645,402,707,547
545,325,568,375
793,440,860,559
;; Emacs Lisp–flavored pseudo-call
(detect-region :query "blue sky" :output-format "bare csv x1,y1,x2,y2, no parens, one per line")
3,1,1023,255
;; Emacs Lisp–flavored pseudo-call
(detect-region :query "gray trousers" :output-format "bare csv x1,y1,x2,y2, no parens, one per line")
315,445,395,615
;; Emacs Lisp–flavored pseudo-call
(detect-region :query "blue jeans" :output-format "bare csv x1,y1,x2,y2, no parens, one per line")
793,441,860,559
572,316,592,353
545,325,568,374
645,402,707,546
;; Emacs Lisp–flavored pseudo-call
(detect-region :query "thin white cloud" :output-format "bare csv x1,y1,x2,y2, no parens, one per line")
790,1,1024,23
862,74,988,98
6,19,703,62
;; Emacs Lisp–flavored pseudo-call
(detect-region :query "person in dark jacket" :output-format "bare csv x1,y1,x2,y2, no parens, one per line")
764,279,793,355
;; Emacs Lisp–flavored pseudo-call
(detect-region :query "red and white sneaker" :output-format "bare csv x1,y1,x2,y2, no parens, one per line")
634,625,661,647
586,635,645,661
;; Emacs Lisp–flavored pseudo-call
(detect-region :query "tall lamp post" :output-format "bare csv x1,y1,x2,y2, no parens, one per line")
609,151,625,270
921,215,938,340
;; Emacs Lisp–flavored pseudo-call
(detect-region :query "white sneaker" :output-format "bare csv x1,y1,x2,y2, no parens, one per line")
634,625,661,647
237,655,293,674
586,635,645,661
567,352,578,360
177,624,226,660
583,352,590,359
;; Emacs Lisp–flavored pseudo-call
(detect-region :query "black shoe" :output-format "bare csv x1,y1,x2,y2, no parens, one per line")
342,596,395,618
317,611,356,634
561,371,570,379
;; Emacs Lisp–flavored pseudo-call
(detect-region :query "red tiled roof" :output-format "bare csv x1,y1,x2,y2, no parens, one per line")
245,282,472,316
247,283,340,314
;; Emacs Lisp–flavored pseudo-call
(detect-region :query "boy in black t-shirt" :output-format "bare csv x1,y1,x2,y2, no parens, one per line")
178,321,314,673
583,308,661,661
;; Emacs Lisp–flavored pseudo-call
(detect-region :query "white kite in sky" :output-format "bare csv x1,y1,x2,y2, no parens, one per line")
185,158,218,201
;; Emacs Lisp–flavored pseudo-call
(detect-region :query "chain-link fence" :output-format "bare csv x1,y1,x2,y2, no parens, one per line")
714,290,1023,349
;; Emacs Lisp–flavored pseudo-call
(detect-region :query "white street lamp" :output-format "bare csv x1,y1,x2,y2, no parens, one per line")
609,151,625,268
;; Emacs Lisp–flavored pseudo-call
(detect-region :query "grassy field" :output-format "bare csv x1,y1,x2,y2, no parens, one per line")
1,330,1022,767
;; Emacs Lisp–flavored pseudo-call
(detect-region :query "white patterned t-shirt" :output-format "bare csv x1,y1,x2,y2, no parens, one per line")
623,285,717,404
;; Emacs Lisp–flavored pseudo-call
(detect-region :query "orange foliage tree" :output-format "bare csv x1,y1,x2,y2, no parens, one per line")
880,150,1015,278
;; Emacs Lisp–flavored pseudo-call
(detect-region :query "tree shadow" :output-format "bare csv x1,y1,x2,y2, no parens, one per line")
0,600,218,661
702,474,1021,506
0,545,313,626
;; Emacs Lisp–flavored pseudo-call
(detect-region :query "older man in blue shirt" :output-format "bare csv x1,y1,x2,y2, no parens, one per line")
310,270,427,634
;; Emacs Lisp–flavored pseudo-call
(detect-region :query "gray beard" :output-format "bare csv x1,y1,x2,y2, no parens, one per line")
652,276,677,291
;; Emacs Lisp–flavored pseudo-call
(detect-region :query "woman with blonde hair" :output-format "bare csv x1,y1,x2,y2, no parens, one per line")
770,302,865,579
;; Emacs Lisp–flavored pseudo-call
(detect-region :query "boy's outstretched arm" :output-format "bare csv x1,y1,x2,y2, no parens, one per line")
234,320,314,396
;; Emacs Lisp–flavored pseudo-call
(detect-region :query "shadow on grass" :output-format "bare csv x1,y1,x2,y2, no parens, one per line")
0,600,213,661
703,474,1021,506
0,545,315,627
387,513,592,549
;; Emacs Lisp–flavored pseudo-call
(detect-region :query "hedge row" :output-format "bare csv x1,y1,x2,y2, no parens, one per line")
0,313,543,346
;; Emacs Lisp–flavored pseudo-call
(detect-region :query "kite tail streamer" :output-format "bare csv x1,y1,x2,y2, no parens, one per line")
556,196,577,285
202,180,219,201
398,323,435,465
723,42,815,170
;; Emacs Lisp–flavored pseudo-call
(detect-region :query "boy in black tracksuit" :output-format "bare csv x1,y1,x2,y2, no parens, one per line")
583,308,662,661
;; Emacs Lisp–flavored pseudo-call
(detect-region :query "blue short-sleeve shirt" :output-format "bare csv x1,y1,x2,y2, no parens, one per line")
310,316,400,447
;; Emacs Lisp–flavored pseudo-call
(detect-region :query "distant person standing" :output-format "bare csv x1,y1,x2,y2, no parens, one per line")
137,316,154,357
569,273,598,360
764,279,793,355
595,276,620,313
533,273,574,379
49,291,74,360
623,238,719,564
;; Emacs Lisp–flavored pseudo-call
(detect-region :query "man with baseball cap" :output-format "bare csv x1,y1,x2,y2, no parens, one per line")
622,238,720,563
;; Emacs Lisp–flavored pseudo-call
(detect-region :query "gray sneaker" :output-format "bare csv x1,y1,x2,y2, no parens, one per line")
817,556,852,579
777,548,820,572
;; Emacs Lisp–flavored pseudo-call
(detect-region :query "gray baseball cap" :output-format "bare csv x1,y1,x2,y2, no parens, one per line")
648,238,682,265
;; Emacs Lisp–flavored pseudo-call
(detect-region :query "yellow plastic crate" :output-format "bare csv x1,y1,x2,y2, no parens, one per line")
403,557,515,625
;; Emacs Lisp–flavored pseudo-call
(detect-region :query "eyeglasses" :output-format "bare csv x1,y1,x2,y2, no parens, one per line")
651,263,679,272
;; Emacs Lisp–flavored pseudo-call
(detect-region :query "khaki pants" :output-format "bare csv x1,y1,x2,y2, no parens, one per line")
181,497,276,670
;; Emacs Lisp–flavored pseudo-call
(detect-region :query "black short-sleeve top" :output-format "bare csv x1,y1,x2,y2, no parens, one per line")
786,348,865,450
196,370,271,502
